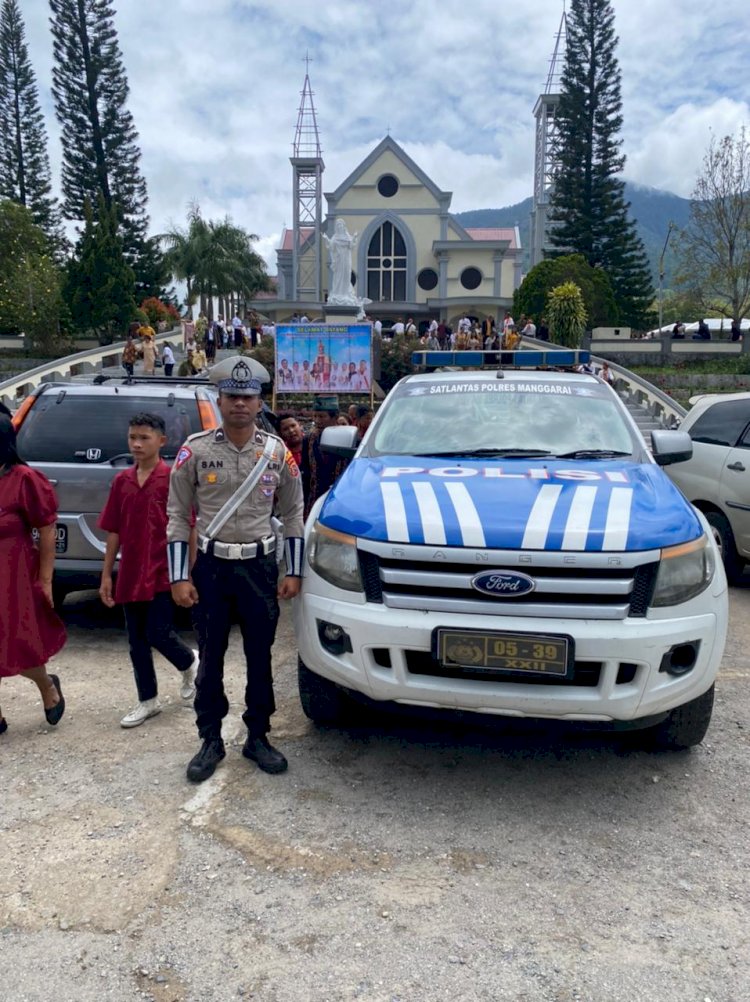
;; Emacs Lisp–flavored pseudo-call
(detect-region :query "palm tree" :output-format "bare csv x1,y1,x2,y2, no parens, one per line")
160,204,269,317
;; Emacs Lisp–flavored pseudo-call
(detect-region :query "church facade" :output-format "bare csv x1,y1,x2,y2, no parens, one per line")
256,137,522,330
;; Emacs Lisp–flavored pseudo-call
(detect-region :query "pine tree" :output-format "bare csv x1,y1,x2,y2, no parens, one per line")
0,0,64,247
547,0,654,329
49,0,148,257
64,193,136,344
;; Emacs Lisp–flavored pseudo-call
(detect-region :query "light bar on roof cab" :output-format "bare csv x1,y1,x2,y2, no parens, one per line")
410,349,591,368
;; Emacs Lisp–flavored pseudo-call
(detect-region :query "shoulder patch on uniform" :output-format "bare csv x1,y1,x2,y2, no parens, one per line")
174,445,193,469
285,448,300,477
185,426,212,442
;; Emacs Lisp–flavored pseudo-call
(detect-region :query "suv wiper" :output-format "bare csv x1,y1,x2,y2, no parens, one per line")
422,448,553,458
554,449,631,460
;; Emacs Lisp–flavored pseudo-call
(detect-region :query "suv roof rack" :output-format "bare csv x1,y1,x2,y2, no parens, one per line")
411,349,591,370
93,374,213,386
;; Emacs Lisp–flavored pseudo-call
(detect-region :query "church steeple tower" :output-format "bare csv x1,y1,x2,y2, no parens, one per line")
530,5,567,267
291,57,324,302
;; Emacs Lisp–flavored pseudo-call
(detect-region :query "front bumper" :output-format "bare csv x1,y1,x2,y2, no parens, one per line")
294,581,727,724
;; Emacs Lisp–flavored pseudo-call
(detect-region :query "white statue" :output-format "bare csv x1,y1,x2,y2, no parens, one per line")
324,219,359,303
323,219,372,318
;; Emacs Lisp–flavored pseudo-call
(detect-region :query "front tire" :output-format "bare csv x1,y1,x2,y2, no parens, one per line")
705,510,745,584
643,685,715,750
298,657,350,726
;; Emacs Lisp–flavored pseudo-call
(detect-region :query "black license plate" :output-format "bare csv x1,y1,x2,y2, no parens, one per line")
435,629,573,678
31,524,68,554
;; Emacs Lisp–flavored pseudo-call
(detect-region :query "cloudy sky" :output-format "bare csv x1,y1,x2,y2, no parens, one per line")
20,0,750,269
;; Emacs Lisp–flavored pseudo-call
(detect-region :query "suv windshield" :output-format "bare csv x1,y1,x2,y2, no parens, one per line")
370,377,636,458
16,393,202,462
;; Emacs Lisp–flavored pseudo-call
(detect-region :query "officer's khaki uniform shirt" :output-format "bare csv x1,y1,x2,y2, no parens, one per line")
167,426,303,545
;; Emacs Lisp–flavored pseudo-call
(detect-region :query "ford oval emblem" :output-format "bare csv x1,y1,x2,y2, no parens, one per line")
471,570,536,598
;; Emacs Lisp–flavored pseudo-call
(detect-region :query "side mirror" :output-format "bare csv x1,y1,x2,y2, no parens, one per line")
651,429,693,466
320,424,358,459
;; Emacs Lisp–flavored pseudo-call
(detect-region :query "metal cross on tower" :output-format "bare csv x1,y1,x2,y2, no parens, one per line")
530,5,567,267
291,56,324,302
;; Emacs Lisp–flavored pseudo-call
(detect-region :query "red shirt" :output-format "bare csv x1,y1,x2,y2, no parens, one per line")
98,461,171,604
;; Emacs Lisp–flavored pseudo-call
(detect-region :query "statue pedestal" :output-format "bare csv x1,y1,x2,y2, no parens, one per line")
324,304,363,323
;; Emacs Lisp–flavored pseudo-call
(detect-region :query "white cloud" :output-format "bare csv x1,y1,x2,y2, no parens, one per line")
17,0,750,273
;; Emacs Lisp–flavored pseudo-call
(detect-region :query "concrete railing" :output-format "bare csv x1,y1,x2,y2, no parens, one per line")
583,333,749,366
522,336,687,429
0,328,178,412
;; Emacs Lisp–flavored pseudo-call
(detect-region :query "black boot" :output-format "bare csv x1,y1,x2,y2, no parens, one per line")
186,737,225,783
242,735,288,774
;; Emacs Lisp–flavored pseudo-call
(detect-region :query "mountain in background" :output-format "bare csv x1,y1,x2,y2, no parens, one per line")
454,183,692,286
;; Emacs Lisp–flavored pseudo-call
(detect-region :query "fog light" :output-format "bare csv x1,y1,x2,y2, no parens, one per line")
659,641,700,676
317,620,353,656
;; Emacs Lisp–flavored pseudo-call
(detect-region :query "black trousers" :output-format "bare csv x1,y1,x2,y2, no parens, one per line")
123,590,194,702
191,551,280,740
164,363,174,376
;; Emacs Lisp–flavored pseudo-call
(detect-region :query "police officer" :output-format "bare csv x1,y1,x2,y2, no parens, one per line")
167,356,304,782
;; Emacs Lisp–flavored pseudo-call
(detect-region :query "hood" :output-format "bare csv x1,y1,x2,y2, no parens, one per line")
318,456,703,552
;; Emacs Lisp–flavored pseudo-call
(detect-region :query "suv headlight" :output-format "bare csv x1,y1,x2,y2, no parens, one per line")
652,535,715,607
307,523,363,592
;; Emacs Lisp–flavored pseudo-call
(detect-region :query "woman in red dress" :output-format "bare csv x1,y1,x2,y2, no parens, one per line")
0,415,67,733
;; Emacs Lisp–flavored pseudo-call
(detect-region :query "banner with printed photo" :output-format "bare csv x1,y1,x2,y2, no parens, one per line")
274,323,373,394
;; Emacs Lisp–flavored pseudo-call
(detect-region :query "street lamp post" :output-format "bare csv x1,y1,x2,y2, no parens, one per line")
658,221,675,335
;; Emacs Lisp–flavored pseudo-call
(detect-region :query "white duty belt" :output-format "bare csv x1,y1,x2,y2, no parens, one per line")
197,536,276,561
200,437,276,547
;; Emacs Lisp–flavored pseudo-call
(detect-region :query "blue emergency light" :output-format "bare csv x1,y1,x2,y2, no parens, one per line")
411,349,591,368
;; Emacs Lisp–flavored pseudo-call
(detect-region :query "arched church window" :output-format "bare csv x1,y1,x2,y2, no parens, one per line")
367,221,407,302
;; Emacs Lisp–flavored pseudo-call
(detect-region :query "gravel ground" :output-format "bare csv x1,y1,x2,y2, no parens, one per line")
2,585,749,1002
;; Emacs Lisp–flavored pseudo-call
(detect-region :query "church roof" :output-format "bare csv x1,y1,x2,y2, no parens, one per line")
326,135,452,210
465,227,518,247
279,227,314,251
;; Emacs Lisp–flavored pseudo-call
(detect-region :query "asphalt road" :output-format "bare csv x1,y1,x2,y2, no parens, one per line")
2,584,749,1002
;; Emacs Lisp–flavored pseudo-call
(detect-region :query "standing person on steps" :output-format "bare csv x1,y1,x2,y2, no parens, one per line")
0,416,66,736
99,413,198,728
167,356,304,783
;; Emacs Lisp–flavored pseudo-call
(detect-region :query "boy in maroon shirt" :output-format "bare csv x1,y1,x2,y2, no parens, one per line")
99,413,198,727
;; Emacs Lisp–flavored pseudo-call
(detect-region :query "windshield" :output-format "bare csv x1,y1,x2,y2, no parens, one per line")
16,393,203,462
370,378,637,458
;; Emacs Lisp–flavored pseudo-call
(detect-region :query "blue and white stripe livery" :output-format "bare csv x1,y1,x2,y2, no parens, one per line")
319,457,703,553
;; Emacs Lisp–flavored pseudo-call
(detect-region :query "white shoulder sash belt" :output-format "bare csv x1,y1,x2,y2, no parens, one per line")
202,437,276,541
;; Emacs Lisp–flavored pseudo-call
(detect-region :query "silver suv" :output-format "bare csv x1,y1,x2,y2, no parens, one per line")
13,378,222,604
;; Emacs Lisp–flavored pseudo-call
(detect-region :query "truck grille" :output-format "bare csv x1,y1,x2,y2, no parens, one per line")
358,543,658,620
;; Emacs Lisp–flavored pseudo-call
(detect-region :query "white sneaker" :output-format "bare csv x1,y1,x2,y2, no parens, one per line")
180,651,198,700
120,698,161,729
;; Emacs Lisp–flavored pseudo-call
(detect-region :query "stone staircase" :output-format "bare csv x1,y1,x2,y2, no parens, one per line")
621,395,664,436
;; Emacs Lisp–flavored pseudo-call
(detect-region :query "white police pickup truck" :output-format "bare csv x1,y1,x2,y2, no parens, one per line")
295,350,728,749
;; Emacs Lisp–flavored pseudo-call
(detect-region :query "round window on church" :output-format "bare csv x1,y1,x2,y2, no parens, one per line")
460,267,483,291
377,174,399,198
417,268,438,291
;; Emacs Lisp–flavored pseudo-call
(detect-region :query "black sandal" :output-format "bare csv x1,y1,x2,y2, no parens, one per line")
0,717,7,735
45,674,65,726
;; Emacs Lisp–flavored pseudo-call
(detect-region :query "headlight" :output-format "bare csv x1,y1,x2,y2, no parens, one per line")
652,535,715,607
307,522,363,592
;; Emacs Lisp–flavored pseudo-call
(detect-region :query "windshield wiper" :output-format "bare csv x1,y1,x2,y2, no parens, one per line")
422,448,553,458
554,449,632,460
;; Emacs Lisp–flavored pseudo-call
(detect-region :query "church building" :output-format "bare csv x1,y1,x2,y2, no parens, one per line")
252,73,522,329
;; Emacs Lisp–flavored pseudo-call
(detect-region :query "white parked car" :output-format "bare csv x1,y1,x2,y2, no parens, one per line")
668,391,750,583
295,350,728,749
